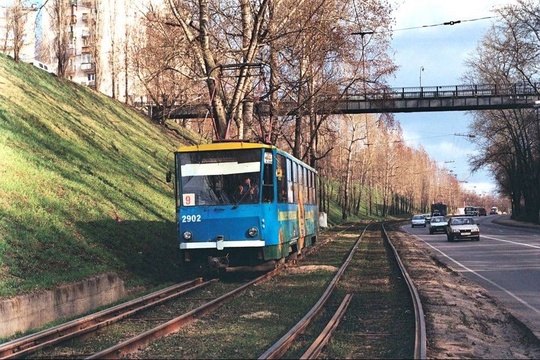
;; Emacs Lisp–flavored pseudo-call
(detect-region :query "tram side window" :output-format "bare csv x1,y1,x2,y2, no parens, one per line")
297,164,302,203
292,161,299,203
307,170,313,204
310,171,316,204
262,150,274,202
305,170,311,204
301,166,307,203
297,163,302,203
276,154,287,203
287,158,294,203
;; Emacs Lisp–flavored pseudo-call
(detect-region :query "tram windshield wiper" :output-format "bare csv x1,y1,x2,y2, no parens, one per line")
232,190,251,209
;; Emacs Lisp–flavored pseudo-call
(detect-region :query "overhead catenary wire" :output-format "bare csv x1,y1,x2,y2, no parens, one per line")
354,15,498,36
393,15,496,32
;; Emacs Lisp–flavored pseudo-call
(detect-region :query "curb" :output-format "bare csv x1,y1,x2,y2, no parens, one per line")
491,215,540,230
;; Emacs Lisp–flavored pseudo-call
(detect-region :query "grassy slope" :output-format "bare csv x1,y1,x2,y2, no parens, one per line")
0,54,376,298
0,54,196,296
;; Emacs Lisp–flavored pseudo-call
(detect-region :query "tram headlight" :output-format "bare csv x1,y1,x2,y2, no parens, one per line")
183,231,193,240
247,227,259,237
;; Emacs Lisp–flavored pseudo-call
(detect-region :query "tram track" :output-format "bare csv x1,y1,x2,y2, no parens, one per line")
259,222,425,359
1,221,425,359
0,278,213,359
86,268,283,359
1,249,308,358
2,269,288,359
85,224,361,359
135,221,421,359
258,223,371,359
383,223,426,359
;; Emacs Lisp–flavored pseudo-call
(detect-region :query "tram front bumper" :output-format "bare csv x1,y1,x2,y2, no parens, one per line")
180,240,265,250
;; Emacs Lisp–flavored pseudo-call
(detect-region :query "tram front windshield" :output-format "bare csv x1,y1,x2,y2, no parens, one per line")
178,149,262,206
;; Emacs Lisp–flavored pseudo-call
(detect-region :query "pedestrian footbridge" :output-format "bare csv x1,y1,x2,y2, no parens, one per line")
144,83,540,120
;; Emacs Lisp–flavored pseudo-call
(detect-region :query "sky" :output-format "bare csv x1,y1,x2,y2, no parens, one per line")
4,0,512,196
388,0,520,196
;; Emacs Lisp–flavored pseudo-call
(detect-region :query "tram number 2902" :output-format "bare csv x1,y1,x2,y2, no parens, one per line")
182,215,201,223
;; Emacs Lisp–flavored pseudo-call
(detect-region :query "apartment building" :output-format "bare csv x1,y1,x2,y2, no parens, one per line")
0,2,38,63
66,0,98,89
2,0,147,104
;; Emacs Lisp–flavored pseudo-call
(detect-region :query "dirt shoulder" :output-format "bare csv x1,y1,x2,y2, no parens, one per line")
388,223,540,359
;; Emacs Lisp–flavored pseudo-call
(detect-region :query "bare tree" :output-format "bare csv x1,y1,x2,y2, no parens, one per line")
47,0,71,78
145,0,270,140
130,4,205,125
3,0,34,62
337,115,366,220
464,1,540,223
140,0,464,217
108,2,119,99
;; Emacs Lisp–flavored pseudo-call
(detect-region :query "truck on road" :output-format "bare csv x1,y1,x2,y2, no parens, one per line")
431,202,448,216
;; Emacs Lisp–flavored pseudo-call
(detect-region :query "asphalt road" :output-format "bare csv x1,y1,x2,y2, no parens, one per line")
403,215,540,339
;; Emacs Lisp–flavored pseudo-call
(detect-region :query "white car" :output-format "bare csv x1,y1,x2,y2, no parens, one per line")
445,217,480,242
411,215,426,228
32,61,56,74
428,216,448,234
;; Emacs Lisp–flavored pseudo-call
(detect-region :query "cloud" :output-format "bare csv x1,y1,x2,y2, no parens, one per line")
463,181,497,195
427,140,471,159
401,128,422,148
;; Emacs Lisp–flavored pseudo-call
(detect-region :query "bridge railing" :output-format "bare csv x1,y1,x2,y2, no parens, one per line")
140,83,540,119
340,83,540,101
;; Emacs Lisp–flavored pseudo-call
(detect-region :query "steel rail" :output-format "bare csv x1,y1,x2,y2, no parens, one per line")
258,223,371,359
300,293,353,360
86,266,284,359
0,278,212,359
382,223,427,359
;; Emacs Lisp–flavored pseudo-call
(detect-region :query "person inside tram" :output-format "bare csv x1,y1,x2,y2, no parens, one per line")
279,187,287,203
239,176,251,196
236,176,259,203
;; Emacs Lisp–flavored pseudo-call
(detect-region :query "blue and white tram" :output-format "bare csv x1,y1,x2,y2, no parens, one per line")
172,141,318,269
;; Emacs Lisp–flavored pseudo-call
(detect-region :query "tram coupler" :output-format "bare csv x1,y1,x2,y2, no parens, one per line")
208,254,229,269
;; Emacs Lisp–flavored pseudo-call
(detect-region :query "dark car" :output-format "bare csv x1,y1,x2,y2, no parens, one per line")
445,216,480,242
428,216,448,234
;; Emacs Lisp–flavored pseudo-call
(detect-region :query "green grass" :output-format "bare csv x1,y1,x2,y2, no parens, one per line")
0,54,203,296
0,53,390,298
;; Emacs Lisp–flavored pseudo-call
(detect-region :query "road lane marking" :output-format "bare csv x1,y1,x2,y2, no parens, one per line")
481,235,540,249
407,230,540,315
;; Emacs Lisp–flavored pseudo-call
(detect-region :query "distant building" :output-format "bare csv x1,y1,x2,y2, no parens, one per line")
1,0,148,104
38,0,100,89
0,3,38,63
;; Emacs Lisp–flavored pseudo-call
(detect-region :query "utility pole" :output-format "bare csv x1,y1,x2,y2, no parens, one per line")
352,30,374,215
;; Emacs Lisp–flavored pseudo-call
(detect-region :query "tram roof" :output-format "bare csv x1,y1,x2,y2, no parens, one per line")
176,141,275,152
176,141,316,172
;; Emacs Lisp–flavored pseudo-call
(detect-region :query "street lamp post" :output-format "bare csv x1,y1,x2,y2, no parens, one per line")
419,66,424,88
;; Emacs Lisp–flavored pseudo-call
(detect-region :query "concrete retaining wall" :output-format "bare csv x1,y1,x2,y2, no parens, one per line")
0,273,125,338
